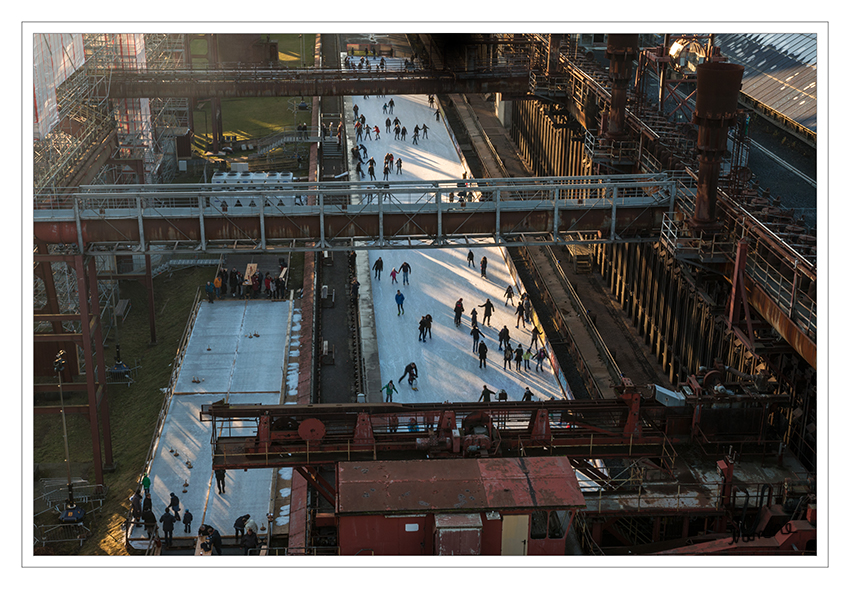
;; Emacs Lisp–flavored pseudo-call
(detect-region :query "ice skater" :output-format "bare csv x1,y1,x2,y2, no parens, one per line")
515,301,526,328
399,362,418,387
453,298,465,327
383,163,390,180
395,290,405,315
470,308,479,329
381,380,397,402
478,298,495,326
478,340,489,368
424,314,433,339
400,261,411,285
435,109,441,122
422,123,429,138
480,256,488,278
514,344,524,371
388,98,395,113
419,316,429,342
503,343,514,370
504,285,515,306
479,385,495,402
470,324,485,352
372,256,384,280
385,117,391,133
522,387,534,402
523,348,532,370
498,325,511,350
374,125,380,139
535,348,548,372
529,326,542,351
467,250,475,267
396,158,403,174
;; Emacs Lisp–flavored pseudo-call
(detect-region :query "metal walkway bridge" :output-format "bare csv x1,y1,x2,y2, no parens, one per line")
33,174,676,255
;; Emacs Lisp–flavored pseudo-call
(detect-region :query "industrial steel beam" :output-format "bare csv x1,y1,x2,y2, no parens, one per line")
95,67,532,100
33,175,676,251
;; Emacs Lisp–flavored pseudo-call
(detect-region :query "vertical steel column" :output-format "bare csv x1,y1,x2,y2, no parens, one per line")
377,187,384,246
552,188,559,243
259,194,266,249
136,196,146,252
495,188,501,243
198,195,206,251
319,190,327,248
145,254,157,344
73,198,84,253
86,257,113,470
74,255,105,487
610,187,618,240
436,189,443,243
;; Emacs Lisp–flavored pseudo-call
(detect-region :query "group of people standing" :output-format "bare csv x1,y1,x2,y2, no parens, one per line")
205,265,287,303
133,470,262,555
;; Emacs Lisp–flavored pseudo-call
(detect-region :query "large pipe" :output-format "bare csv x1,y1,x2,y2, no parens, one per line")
691,62,744,229
605,34,639,138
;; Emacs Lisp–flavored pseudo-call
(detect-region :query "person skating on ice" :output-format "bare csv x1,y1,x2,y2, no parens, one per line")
478,298,494,326
470,324,485,352
395,290,405,315
498,325,510,350
478,340,489,368
381,380,397,402
453,298,465,327
399,362,418,386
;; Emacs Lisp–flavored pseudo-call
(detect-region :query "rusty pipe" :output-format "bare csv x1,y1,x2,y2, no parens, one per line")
691,62,744,229
605,34,639,138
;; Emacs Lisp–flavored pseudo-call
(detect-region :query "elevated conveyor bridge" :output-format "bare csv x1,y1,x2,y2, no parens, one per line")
33,174,676,255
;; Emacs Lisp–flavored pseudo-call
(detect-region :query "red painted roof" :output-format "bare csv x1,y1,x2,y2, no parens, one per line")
336,457,585,514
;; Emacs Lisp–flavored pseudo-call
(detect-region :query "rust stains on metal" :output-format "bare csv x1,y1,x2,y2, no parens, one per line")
336,456,585,515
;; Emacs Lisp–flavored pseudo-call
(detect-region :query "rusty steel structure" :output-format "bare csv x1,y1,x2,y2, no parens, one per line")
32,174,676,254
32,32,817,556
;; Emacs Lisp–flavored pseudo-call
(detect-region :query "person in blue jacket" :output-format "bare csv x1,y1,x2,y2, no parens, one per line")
395,290,405,315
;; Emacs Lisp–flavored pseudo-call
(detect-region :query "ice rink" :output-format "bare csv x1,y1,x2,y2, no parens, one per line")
128,300,299,549
349,83,568,403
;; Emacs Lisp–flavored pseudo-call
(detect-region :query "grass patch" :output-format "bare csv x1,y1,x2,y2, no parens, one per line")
33,266,214,555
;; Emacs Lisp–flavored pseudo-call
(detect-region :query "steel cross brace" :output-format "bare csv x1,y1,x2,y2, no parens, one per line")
294,465,337,506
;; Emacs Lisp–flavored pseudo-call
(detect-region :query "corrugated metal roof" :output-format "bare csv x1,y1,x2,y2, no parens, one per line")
714,33,817,133
336,457,586,515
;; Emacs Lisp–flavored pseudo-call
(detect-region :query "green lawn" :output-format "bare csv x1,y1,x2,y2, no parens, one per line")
190,34,318,159
34,266,212,555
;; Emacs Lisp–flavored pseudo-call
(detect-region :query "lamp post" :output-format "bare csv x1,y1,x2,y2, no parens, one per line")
54,351,85,523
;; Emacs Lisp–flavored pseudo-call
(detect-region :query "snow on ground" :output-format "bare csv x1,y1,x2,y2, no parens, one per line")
350,91,567,403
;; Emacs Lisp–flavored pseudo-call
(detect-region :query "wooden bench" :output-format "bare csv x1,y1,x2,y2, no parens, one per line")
115,299,132,322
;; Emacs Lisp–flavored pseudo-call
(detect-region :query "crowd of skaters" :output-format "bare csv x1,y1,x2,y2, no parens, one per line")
369,246,551,404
